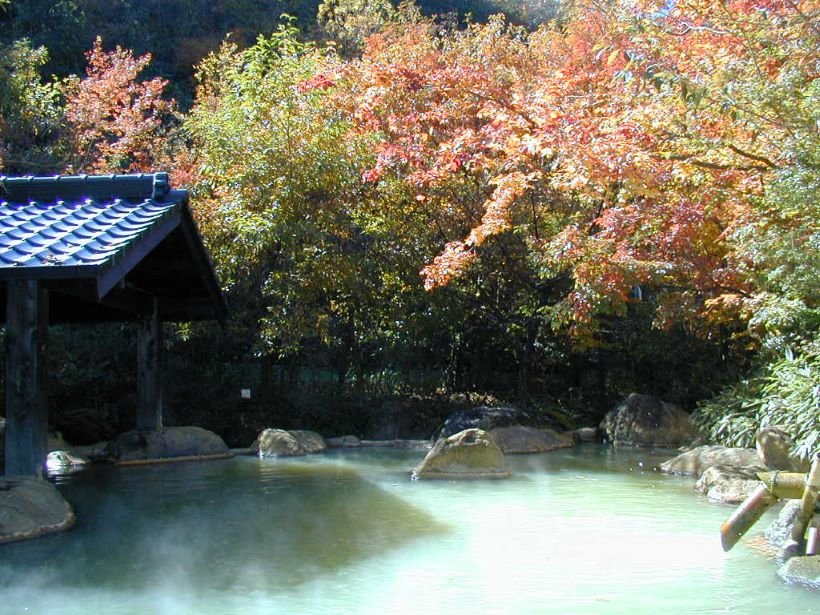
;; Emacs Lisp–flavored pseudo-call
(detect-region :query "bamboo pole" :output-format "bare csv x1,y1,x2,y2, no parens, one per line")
806,520,818,556
789,452,820,547
756,471,808,500
720,484,779,552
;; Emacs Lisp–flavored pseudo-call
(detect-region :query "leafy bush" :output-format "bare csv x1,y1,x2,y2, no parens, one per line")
694,342,819,461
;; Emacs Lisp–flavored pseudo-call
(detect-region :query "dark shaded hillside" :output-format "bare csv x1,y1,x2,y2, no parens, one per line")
0,1,557,89
0,1,321,102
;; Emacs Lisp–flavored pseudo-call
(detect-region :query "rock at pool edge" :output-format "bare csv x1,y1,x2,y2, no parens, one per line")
0,477,75,544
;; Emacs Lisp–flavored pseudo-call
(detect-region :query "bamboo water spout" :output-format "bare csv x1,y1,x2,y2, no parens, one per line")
782,452,820,560
720,485,778,552
756,471,810,499
720,452,819,553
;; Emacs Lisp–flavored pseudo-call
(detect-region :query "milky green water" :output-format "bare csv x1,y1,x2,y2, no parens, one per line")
0,445,816,614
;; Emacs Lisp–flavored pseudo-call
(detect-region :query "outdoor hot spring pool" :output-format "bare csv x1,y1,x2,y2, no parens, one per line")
0,445,816,614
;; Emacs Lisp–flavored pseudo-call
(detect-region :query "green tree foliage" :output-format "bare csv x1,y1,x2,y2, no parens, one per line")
0,39,64,173
186,22,443,384
694,53,819,457
0,1,323,92
317,0,421,55
1,0,813,447
0,0,87,74
695,343,819,461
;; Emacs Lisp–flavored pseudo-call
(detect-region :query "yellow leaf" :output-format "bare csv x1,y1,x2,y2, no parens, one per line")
607,48,620,66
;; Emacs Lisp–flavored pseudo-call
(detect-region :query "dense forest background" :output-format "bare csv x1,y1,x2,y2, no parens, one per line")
0,0,816,455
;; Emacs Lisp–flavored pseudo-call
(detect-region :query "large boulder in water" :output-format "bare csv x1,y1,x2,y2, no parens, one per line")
0,477,75,544
660,445,765,477
600,393,699,448
489,426,575,454
110,426,231,464
412,429,510,479
256,428,327,457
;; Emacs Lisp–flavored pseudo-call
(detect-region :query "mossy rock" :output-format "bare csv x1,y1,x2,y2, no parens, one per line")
256,428,327,457
413,428,510,479
600,393,699,448
490,425,575,454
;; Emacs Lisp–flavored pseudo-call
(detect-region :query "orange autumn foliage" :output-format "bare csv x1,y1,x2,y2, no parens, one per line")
65,37,176,174
331,1,817,329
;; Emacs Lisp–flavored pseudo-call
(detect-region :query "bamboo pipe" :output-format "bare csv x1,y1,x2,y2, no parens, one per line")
790,452,820,546
806,520,819,556
720,483,778,552
756,471,809,499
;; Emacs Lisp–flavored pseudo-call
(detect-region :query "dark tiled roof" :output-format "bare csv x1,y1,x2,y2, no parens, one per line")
0,173,225,323
0,191,175,270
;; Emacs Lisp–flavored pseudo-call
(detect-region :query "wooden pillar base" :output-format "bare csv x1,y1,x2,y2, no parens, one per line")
4,281,48,477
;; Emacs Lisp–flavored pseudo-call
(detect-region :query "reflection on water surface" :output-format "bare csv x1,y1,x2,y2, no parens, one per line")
0,445,816,614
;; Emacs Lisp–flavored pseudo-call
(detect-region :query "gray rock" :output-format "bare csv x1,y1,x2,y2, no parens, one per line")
600,393,700,448
694,465,762,504
756,427,810,472
437,406,529,439
257,429,303,457
256,428,326,457
326,435,362,448
412,429,510,479
777,556,820,590
489,426,575,454
110,426,231,464
0,477,75,544
290,430,327,454
660,445,765,478
764,500,802,560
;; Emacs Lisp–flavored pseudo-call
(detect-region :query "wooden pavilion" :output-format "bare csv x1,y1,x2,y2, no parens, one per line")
0,173,226,477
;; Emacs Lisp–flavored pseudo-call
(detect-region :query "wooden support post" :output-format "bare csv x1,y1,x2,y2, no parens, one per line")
4,280,48,477
136,296,163,431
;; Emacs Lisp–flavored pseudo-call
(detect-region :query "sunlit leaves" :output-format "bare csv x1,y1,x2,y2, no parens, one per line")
332,0,818,337
0,39,63,172
64,37,176,173
185,24,441,370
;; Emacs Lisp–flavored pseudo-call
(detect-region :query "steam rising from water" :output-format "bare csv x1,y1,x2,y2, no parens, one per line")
1,448,817,614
